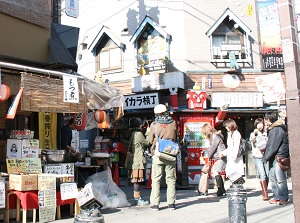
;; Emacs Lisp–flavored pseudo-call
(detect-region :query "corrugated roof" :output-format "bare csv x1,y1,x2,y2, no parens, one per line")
0,0,51,29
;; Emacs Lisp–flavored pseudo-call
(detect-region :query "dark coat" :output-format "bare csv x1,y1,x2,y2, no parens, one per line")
263,120,289,162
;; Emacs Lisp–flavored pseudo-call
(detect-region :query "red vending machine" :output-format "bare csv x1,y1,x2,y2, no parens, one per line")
179,114,215,185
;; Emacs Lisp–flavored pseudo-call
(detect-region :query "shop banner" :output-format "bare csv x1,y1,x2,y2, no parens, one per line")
257,0,284,70
63,76,79,103
123,92,159,110
39,112,57,149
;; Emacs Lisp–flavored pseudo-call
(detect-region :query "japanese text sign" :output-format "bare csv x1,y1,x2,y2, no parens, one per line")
6,158,42,174
63,76,79,103
123,92,159,110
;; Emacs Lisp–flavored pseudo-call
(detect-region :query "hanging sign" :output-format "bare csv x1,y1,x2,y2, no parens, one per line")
65,0,79,18
63,76,79,103
39,112,57,149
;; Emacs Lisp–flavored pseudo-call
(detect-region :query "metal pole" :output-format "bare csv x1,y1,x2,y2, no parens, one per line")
227,184,247,223
277,0,300,222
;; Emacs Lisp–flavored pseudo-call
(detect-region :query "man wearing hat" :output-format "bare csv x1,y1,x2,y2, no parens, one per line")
148,104,177,211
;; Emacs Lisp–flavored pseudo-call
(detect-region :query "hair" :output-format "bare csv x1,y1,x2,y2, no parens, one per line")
223,119,238,132
129,117,142,128
265,112,279,123
68,117,74,125
201,123,217,140
254,118,264,129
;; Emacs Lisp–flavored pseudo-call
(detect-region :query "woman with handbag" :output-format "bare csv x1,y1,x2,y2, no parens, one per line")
250,118,269,201
201,123,227,196
127,117,150,206
220,119,245,185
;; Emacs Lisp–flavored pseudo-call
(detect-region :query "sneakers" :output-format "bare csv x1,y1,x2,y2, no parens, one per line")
269,198,279,204
168,204,176,210
150,205,159,211
134,197,149,206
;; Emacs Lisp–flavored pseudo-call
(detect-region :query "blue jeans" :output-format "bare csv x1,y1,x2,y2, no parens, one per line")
269,159,289,201
254,157,269,181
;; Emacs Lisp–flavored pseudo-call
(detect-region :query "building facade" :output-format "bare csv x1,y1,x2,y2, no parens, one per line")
61,0,288,179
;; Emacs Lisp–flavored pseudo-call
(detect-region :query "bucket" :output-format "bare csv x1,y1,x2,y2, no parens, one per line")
74,209,105,223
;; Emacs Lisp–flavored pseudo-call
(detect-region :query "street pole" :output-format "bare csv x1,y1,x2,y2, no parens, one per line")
277,0,300,222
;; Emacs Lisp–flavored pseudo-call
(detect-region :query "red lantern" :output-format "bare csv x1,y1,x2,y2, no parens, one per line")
94,110,106,123
74,113,87,131
0,84,10,102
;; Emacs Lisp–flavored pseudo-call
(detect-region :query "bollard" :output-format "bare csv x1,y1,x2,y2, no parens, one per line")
227,184,247,223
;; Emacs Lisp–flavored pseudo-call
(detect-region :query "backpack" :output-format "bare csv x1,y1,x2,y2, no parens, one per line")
237,138,252,157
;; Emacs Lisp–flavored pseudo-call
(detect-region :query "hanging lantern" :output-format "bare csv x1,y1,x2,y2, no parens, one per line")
98,112,110,129
0,83,10,102
74,113,87,131
94,110,106,123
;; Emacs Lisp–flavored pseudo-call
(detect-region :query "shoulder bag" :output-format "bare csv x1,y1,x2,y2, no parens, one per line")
275,155,290,171
154,123,179,161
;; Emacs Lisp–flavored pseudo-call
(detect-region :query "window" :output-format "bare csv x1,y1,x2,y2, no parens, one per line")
97,38,122,71
206,8,251,66
137,25,167,67
130,16,171,70
211,21,246,60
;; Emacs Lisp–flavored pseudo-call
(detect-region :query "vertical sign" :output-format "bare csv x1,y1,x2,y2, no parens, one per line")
39,112,57,149
63,76,79,103
257,0,284,70
65,0,79,18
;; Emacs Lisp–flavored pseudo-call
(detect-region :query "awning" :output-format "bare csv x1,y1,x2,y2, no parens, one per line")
0,61,124,113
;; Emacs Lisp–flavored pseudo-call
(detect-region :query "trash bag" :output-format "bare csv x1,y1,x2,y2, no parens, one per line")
86,169,130,208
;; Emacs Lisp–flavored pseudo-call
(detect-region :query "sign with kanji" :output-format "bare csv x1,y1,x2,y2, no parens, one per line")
123,93,159,110
65,0,79,18
63,76,79,103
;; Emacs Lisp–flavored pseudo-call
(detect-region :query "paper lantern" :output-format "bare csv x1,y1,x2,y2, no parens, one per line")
94,110,106,123
0,84,10,102
98,112,110,129
74,113,87,131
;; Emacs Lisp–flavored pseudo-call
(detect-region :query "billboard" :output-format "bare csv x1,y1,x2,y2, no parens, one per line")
257,0,284,70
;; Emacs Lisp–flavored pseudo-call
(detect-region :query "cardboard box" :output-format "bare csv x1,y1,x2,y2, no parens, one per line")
9,174,39,191
77,183,103,209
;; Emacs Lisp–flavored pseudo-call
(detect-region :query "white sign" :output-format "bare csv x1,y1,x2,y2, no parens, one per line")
123,93,159,110
221,44,242,51
60,183,78,200
63,76,79,103
281,39,294,63
255,72,285,103
211,92,264,108
0,182,5,208
65,0,79,18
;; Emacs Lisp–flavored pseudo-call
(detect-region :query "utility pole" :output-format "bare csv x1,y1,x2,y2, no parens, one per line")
277,0,300,222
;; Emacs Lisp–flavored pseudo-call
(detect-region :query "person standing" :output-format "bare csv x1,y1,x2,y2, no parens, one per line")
127,117,150,206
148,104,177,211
201,123,226,196
61,118,78,155
263,112,289,205
221,119,245,184
250,118,269,201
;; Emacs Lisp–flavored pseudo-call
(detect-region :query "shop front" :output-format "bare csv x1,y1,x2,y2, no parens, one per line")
0,61,125,222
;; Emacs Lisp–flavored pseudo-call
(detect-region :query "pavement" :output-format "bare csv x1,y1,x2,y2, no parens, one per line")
3,177,295,223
